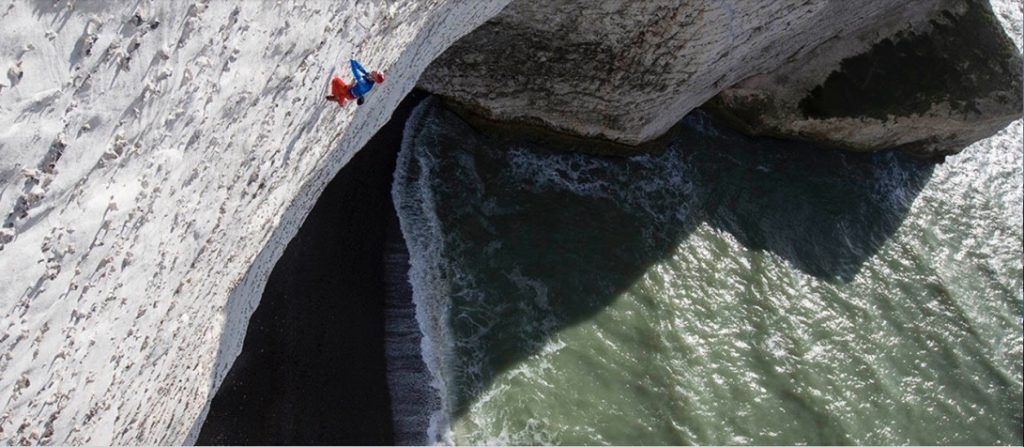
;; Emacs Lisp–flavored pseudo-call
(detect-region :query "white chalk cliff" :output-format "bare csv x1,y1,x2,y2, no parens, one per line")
706,0,1023,155
0,0,507,444
1,0,1021,444
419,0,1022,153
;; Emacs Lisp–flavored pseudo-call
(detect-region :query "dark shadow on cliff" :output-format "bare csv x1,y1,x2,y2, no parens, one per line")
195,91,427,446
396,99,935,427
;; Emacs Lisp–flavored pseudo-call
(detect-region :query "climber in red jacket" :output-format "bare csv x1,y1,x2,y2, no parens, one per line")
327,59,385,107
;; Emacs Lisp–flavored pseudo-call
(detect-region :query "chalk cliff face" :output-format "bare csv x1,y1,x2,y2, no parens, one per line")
1,0,1019,444
0,0,507,444
419,0,1023,153
706,0,1023,155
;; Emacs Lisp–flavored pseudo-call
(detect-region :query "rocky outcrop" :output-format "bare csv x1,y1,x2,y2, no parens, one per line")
419,0,1022,154
417,0,932,144
0,0,507,444
706,0,1023,156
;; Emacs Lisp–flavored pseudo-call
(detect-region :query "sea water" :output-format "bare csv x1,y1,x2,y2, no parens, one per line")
392,98,1023,445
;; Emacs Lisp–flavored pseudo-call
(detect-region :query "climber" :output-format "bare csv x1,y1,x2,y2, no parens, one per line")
327,59,385,107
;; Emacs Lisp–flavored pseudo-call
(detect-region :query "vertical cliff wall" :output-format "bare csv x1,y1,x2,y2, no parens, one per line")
0,0,508,444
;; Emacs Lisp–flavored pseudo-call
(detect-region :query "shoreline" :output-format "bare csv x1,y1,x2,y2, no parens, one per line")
196,91,427,445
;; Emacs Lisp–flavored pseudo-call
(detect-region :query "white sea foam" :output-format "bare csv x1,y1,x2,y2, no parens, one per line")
394,95,1023,444
392,98,456,445
504,140,698,238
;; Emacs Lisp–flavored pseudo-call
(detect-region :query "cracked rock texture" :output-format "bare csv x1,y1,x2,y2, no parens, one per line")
420,0,1022,152
0,0,507,444
707,0,1023,155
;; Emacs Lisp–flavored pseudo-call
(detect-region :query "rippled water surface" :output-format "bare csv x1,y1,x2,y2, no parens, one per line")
393,99,1023,445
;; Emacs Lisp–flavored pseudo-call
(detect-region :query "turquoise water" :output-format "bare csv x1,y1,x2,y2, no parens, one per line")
393,99,1023,445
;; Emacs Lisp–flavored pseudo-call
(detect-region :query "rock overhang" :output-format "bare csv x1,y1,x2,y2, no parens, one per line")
419,0,1023,155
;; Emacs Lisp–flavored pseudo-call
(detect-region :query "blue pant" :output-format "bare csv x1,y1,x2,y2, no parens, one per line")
349,59,375,97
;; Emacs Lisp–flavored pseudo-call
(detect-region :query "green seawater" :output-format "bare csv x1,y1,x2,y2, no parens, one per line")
392,99,1023,445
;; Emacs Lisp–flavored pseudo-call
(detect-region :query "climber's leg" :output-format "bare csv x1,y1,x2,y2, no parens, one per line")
330,76,353,106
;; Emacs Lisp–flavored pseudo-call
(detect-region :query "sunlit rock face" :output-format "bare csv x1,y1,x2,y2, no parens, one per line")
707,0,1023,156
0,0,507,444
420,0,1021,154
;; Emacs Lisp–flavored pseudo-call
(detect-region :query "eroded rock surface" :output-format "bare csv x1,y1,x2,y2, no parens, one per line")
707,0,1023,155
419,0,935,144
420,0,1022,154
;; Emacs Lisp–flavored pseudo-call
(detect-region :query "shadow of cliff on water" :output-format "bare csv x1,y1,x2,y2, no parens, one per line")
395,99,936,423
678,113,936,283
